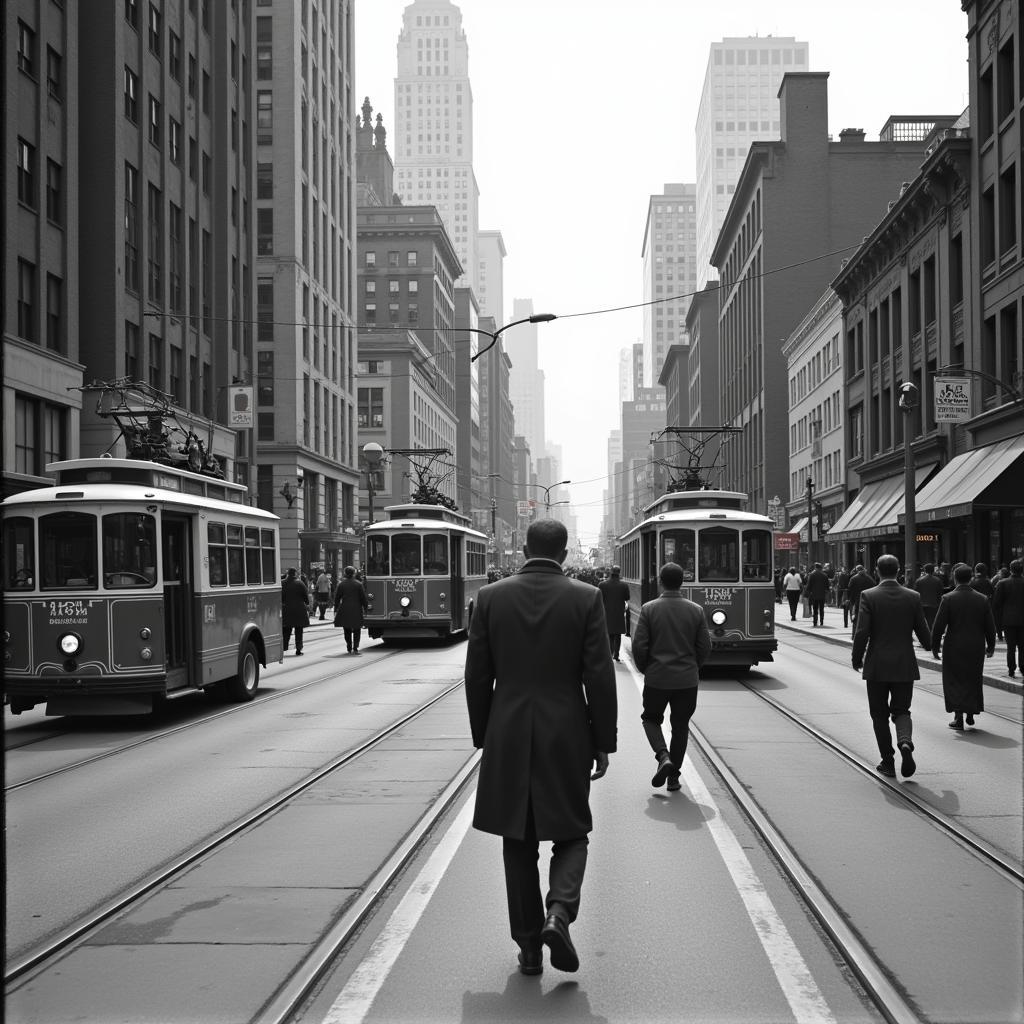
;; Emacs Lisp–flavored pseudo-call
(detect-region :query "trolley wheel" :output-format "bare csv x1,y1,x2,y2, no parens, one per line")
225,639,260,702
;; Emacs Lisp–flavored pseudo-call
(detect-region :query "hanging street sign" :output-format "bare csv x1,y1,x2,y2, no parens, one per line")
934,377,971,422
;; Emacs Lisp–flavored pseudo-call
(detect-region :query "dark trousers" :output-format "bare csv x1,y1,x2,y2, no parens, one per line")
922,606,937,637
786,591,800,620
810,599,825,625
283,626,303,652
866,679,914,760
344,627,360,651
1005,625,1023,673
607,632,622,658
501,801,588,949
641,685,698,768
316,596,330,619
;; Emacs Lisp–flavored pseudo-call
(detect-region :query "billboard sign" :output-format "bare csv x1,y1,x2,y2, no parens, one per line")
228,386,254,427
934,377,971,422
774,532,800,552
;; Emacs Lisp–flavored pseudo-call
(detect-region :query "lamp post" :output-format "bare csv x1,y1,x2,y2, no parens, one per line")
805,476,815,567
528,479,571,513
898,381,920,586
471,312,557,363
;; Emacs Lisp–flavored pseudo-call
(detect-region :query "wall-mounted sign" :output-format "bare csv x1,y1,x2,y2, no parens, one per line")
228,386,254,427
934,377,970,422
774,532,800,552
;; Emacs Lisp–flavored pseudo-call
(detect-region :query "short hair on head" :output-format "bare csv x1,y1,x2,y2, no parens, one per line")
854,564,864,572
344,565,355,577
1010,559,1023,576
525,519,568,560
876,554,900,578
610,564,621,575
923,563,934,574
287,567,297,576
955,563,973,584
660,562,684,589
814,561,822,569
974,562,987,575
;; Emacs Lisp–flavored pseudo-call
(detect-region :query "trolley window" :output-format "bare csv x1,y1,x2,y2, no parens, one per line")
261,528,277,583
423,534,449,575
103,512,157,588
244,527,262,584
660,529,696,581
367,536,390,576
41,511,98,589
226,524,245,585
742,529,772,582
467,540,486,577
208,522,227,586
4,516,36,589
391,533,421,575
699,526,739,582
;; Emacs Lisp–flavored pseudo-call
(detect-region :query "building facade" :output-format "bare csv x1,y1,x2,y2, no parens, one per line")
711,72,946,517
504,296,547,466
256,0,359,575
695,35,809,289
392,0,478,291
476,228,506,325
641,183,697,387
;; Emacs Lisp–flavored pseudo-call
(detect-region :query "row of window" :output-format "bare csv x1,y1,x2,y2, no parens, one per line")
14,261,64,355
15,20,63,99
208,522,278,588
15,140,63,225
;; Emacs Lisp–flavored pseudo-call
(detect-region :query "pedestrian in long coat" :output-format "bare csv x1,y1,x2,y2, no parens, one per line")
931,563,996,730
804,562,830,626
464,519,617,977
993,559,1024,677
334,565,368,654
281,568,310,655
597,565,631,660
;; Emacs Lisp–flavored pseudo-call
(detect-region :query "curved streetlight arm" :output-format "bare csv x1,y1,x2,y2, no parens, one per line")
471,313,557,363
933,365,1024,404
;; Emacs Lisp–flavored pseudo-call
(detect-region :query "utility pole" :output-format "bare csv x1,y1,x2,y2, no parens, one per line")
805,476,815,567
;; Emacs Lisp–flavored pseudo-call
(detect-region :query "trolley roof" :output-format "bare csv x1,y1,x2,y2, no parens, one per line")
617,490,773,542
365,503,487,538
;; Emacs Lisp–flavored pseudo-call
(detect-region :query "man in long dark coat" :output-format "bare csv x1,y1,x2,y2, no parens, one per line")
846,564,876,635
932,563,996,730
993,559,1024,677
852,554,931,779
804,561,830,626
597,564,631,660
912,563,946,633
465,519,617,977
333,565,368,654
281,568,310,656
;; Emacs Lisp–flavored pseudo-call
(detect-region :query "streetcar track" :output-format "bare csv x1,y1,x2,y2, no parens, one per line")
4,677,472,987
4,646,406,792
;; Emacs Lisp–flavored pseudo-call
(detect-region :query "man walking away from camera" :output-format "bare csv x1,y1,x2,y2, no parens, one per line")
993,559,1024,678
598,565,631,661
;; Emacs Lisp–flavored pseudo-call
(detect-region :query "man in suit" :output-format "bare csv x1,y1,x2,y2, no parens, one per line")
597,564,631,660
465,519,617,977
912,563,946,634
852,554,932,778
993,559,1024,678
631,561,711,790
846,564,876,635
804,561,831,627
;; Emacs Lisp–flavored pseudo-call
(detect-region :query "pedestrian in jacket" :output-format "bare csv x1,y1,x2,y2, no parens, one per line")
314,570,333,619
631,562,712,790
782,566,803,622
281,568,310,656
851,554,931,779
597,565,631,661
970,562,996,601
931,563,996,730
334,565,368,653
804,562,830,627
993,559,1024,678
836,566,851,627
464,519,617,977
846,564,876,635
912,563,946,633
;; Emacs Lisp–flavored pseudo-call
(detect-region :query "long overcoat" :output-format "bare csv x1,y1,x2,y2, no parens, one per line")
464,559,617,841
597,576,631,634
334,577,368,630
281,577,310,629
931,584,996,713
851,580,931,681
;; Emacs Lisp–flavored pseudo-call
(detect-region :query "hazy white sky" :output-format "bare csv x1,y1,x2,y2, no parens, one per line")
355,0,971,548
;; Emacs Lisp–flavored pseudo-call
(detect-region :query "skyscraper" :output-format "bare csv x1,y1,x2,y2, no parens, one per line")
393,0,479,290
695,36,809,288
641,183,697,387
504,297,546,465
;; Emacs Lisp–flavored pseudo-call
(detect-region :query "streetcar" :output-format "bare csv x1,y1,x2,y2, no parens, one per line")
362,503,488,641
2,455,282,715
616,489,777,668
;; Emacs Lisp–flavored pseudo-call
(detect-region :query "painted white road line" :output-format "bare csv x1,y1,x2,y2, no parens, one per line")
320,796,476,1024
625,655,837,1024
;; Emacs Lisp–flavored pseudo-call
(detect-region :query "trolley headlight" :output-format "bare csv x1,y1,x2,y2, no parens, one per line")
399,596,412,608
139,627,152,640
59,633,82,656
710,609,728,627
140,647,153,661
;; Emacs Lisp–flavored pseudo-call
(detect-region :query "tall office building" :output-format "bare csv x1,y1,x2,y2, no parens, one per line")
504,297,547,464
392,0,479,290
695,36,809,288
641,183,697,386
476,229,506,324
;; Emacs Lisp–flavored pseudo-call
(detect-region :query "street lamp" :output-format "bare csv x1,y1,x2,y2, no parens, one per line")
898,381,920,585
471,312,557,363
527,478,571,512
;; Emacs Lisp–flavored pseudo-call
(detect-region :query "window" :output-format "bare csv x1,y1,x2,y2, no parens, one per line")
391,534,421,575
148,333,162,389
358,387,384,427
47,47,63,100
149,94,161,146
387,251,400,267
40,512,96,589
148,4,161,56
17,20,35,76
170,345,183,403
257,349,274,403
148,184,163,303
17,260,36,342
367,536,390,575
46,159,62,224
407,251,418,267
124,66,138,122
125,0,138,28
208,523,227,585
256,162,273,199
257,208,273,254
17,138,35,208
424,535,449,575
168,117,182,165
256,90,273,144
698,526,738,582
365,251,376,267
169,203,183,312
742,529,772,582
188,54,197,97
660,529,695,580
257,412,274,441
125,162,139,291
125,321,139,379
4,518,35,589
202,70,210,115
256,16,273,78
169,31,182,81
103,513,157,587
999,165,1017,255
46,274,63,352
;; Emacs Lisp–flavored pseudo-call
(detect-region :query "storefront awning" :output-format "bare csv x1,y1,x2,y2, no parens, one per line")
789,517,808,542
827,465,936,542
900,434,1024,525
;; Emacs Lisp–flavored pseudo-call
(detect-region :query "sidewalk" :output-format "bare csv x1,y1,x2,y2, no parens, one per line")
775,600,1023,696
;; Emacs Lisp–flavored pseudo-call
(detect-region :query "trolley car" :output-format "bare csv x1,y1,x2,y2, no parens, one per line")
362,503,488,641
616,489,777,668
2,456,282,715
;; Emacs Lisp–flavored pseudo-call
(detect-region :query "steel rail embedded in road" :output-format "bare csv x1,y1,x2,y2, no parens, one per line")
5,647,402,793
4,676,467,985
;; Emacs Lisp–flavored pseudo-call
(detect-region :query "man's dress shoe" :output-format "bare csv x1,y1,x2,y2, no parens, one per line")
517,946,543,976
541,913,579,972
651,753,677,788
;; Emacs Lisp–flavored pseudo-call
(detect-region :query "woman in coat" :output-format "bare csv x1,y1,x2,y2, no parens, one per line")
334,565,368,653
931,563,996,730
281,567,310,656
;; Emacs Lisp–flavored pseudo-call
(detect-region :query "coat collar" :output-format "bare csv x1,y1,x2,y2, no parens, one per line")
519,558,565,574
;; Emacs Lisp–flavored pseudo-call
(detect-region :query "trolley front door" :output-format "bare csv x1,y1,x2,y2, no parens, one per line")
450,535,464,629
641,531,659,605
162,515,194,688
